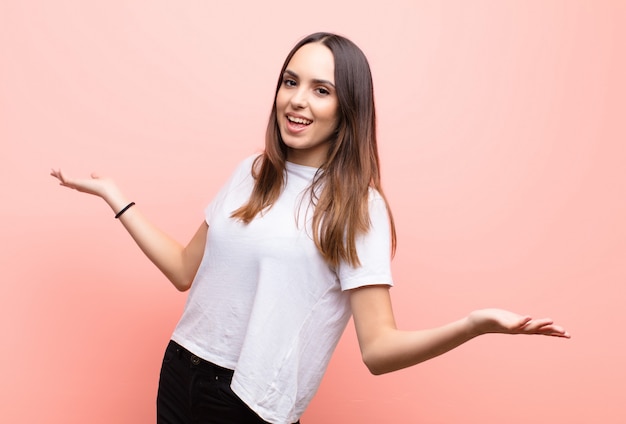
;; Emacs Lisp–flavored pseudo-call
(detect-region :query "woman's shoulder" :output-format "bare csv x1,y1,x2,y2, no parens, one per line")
213,154,261,194
367,186,385,203
229,153,262,179
237,153,261,171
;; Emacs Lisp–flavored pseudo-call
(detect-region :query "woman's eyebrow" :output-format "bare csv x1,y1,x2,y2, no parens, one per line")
284,69,335,88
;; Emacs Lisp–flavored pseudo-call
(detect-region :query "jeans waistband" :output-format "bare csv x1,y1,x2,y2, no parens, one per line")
169,340,234,380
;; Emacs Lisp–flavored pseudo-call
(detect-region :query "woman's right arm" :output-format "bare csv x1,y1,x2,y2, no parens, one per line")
50,169,207,291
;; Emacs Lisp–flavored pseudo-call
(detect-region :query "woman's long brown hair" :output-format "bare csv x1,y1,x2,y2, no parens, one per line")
231,32,396,268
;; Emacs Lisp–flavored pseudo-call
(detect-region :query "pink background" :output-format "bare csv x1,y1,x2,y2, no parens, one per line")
2,1,625,422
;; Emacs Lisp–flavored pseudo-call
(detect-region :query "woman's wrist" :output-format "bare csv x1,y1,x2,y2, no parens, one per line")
101,185,131,216
465,311,489,338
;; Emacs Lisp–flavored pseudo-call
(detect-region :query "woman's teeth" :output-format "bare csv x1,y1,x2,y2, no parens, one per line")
288,116,312,125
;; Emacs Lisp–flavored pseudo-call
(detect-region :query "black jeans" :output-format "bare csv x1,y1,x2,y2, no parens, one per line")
157,340,300,424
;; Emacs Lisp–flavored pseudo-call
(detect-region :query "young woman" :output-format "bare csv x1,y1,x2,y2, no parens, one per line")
51,32,569,424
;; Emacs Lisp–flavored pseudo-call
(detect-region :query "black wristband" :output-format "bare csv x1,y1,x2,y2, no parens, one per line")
115,202,135,219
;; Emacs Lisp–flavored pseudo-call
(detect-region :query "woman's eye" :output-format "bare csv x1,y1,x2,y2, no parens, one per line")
284,79,296,87
316,87,330,95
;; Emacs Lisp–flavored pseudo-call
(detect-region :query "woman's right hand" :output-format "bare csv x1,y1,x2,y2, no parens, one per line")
50,167,206,291
50,169,120,200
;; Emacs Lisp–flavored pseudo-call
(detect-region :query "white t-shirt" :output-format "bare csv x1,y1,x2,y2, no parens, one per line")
171,156,393,423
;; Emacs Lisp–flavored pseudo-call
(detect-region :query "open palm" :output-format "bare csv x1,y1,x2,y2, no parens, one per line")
469,308,570,338
50,169,118,199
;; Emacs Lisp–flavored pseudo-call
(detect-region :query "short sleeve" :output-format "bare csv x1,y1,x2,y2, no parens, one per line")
337,190,394,291
204,155,257,224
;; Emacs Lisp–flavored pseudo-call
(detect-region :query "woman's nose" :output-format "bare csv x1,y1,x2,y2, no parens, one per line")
290,88,307,109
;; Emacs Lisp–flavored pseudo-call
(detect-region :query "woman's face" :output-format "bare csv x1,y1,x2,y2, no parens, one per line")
276,42,339,167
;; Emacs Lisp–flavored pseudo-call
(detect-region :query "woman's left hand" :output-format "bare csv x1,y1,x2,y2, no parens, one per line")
467,308,570,338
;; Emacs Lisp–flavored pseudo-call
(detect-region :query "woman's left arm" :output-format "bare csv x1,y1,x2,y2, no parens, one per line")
349,285,570,375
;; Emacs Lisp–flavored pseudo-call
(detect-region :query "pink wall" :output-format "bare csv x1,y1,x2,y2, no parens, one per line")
2,1,624,422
